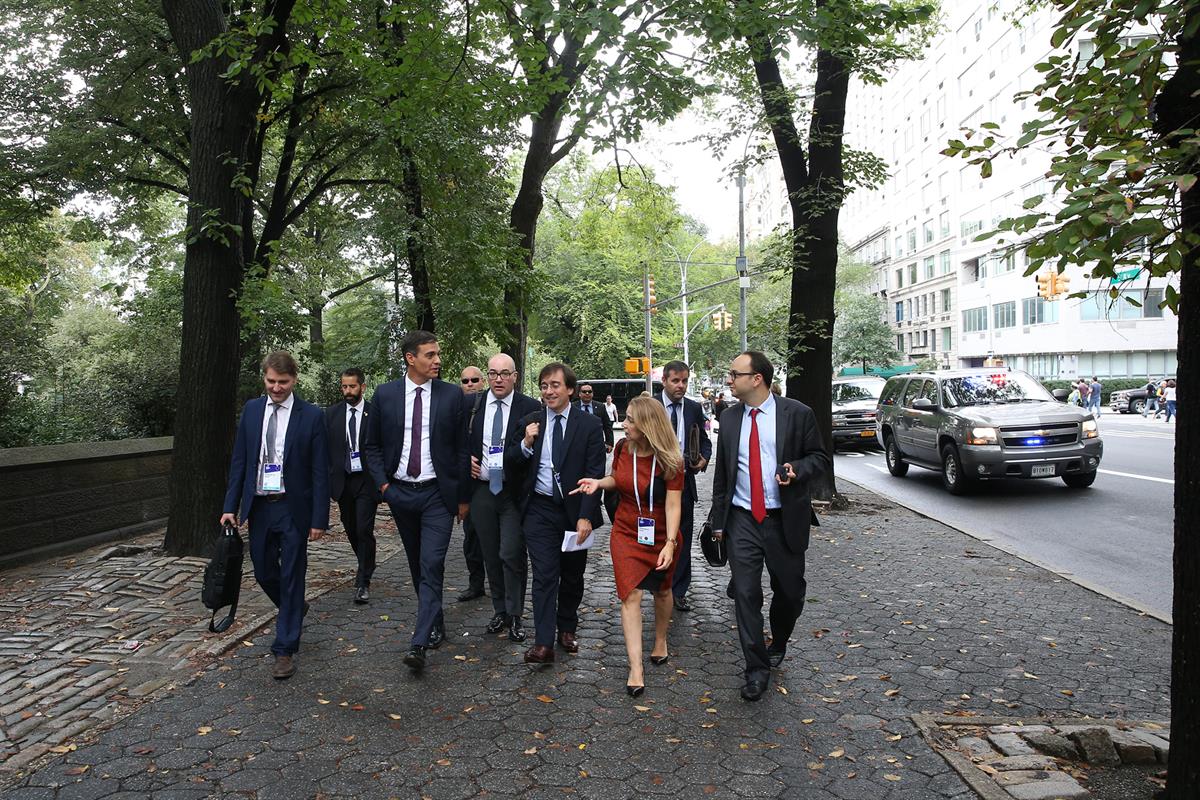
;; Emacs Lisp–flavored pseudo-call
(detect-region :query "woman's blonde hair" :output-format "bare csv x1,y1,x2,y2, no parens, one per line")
623,396,682,480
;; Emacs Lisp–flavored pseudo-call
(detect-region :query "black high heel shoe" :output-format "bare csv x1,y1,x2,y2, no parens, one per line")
649,654,669,666
626,684,645,697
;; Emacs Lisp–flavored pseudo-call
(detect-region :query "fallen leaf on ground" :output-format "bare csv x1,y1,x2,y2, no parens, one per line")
802,719,815,724
197,727,212,735
829,748,845,758
536,695,554,703
887,734,902,741
884,774,901,781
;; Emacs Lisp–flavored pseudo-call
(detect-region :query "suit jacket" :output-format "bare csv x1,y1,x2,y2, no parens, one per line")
655,392,714,503
467,390,543,483
324,400,380,501
363,377,469,515
223,394,331,532
573,399,614,447
505,406,606,528
710,396,829,553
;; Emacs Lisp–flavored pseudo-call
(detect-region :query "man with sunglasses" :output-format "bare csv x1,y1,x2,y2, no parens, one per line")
457,366,488,602
710,351,829,701
573,383,614,453
464,354,542,641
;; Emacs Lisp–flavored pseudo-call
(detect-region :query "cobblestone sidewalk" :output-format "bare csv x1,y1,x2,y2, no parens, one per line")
0,474,1172,799
0,510,402,772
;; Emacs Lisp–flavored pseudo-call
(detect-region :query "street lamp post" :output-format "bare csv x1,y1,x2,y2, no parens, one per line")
736,170,749,352
666,240,704,393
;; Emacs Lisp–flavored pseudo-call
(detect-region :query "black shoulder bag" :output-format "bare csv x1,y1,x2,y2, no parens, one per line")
202,522,245,633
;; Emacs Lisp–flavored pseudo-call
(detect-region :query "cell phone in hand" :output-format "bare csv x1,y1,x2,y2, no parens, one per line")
775,464,791,482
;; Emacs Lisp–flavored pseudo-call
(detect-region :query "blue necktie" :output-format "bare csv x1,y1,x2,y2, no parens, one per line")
489,400,504,495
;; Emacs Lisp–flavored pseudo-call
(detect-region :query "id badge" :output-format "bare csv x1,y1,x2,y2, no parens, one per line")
262,463,282,491
349,450,363,472
486,445,504,471
637,517,655,546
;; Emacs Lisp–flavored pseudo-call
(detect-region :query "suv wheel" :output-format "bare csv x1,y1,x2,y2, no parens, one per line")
884,435,908,477
1131,399,1146,415
1062,471,1097,489
941,444,972,495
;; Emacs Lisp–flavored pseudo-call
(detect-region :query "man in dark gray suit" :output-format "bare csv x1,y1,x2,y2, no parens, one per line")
710,351,829,701
325,368,379,605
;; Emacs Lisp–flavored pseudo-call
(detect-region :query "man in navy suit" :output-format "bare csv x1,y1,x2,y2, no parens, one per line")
465,353,542,642
657,360,713,612
221,351,330,680
325,368,379,605
506,362,606,664
363,330,469,672
574,383,614,452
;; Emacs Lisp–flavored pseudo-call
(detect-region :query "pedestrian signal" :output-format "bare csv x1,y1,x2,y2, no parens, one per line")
647,276,657,313
712,311,724,330
1036,273,1053,299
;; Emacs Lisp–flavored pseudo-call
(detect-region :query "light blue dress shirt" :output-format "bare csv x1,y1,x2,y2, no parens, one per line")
732,393,781,511
523,404,572,497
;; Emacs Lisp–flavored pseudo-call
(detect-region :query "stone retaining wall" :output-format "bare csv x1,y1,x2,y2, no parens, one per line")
0,437,173,567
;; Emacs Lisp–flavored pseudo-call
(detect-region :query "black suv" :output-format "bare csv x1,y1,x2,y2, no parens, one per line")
876,368,1103,494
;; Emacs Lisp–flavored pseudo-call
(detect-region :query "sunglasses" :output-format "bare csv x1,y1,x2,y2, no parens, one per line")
461,377,482,384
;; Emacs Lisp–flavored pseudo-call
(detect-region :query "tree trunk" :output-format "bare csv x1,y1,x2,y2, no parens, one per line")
399,146,436,333
160,0,294,556
1155,5,1199,793
308,302,324,359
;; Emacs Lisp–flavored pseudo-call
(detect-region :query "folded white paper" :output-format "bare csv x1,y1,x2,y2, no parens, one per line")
561,530,594,552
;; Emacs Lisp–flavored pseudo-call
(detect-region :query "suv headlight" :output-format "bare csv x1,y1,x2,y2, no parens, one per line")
967,426,999,445
1082,419,1099,438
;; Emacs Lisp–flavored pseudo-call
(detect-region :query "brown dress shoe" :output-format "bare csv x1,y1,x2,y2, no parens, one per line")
523,644,555,664
556,631,579,654
272,654,295,680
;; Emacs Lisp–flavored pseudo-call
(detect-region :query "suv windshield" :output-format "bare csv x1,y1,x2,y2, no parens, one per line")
833,382,883,403
942,371,1055,407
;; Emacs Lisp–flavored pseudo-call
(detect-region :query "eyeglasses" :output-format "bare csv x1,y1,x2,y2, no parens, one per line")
461,377,482,384
579,389,593,393
727,370,757,379
486,370,515,379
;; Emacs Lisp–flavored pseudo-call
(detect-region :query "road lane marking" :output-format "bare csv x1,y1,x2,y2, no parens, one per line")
1097,468,1174,485
866,463,888,473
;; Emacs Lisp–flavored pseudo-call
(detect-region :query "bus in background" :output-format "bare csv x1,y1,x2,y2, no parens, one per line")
576,378,663,426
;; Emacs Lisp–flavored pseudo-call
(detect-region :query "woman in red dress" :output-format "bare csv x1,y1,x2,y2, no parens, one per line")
573,396,682,696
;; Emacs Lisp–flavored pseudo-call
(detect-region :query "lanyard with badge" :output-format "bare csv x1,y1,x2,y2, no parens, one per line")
348,408,363,472
632,450,657,546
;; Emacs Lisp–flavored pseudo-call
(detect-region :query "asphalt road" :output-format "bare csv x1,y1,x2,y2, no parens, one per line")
832,411,1176,620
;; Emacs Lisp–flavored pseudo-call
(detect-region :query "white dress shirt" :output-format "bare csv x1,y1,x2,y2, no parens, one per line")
661,393,686,453
345,399,365,446
394,376,436,482
478,390,512,482
524,404,572,497
257,392,293,495
732,392,781,511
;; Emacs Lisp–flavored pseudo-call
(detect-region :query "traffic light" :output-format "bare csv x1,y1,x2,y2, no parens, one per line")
623,357,651,374
647,275,657,313
1053,273,1069,296
723,311,733,330
1037,272,1053,299
712,311,724,330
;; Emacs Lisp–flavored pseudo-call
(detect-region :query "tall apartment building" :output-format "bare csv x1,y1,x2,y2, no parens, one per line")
825,1,1179,381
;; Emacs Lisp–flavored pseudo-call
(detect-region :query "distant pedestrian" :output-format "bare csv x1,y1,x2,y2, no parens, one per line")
1067,385,1082,406
1164,379,1177,423
604,395,620,425
1155,380,1168,419
1088,376,1103,417
1142,378,1160,417
325,368,379,606
457,366,488,603
1076,379,1090,408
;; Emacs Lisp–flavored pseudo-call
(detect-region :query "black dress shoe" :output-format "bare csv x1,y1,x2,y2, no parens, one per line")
428,625,445,649
457,587,485,602
626,684,645,698
523,644,555,664
767,647,786,668
403,646,427,671
485,613,507,634
725,580,735,600
556,631,579,654
741,678,768,702
673,594,692,612
508,618,527,642
354,586,369,605
303,601,311,617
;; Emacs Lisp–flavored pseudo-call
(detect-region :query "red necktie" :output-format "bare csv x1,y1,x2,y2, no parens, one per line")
749,408,766,523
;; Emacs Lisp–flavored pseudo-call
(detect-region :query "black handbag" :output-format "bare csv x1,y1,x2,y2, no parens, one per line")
202,522,245,633
602,439,625,524
699,511,727,567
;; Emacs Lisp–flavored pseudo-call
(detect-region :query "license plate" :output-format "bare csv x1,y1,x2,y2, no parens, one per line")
860,430,875,437
1031,464,1056,477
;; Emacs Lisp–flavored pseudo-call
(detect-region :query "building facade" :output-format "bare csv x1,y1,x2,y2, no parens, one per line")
827,1,1179,381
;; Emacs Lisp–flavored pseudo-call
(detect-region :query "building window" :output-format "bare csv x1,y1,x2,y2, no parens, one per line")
908,263,918,284
906,299,913,319
924,256,935,280
994,301,1017,329
895,301,904,322
941,287,952,312
963,306,988,332
1081,289,1169,321
923,220,934,244
939,211,950,237
942,327,952,351
995,251,1016,274
895,268,904,289
940,250,951,274
897,334,905,353
895,235,903,256
907,229,917,251
1022,296,1059,325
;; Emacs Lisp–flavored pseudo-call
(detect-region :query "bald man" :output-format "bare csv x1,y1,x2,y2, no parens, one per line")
464,354,542,640
457,365,488,601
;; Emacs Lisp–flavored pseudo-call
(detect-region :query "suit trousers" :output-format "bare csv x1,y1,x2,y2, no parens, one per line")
384,481,453,647
727,506,808,683
337,471,378,588
525,494,589,647
670,494,697,598
249,497,308,656
462,512,486,593
469,481,526,618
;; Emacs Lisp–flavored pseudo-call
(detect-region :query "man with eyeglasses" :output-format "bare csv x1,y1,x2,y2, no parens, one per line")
456,366,488,601
573,383,614,453
710,351,829,701
464,354,542,641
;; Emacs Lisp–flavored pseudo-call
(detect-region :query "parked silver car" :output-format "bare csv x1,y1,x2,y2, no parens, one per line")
876,368,1103,494
831,376,886,448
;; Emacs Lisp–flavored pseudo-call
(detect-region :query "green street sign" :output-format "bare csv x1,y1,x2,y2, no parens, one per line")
1114,268,1140,282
